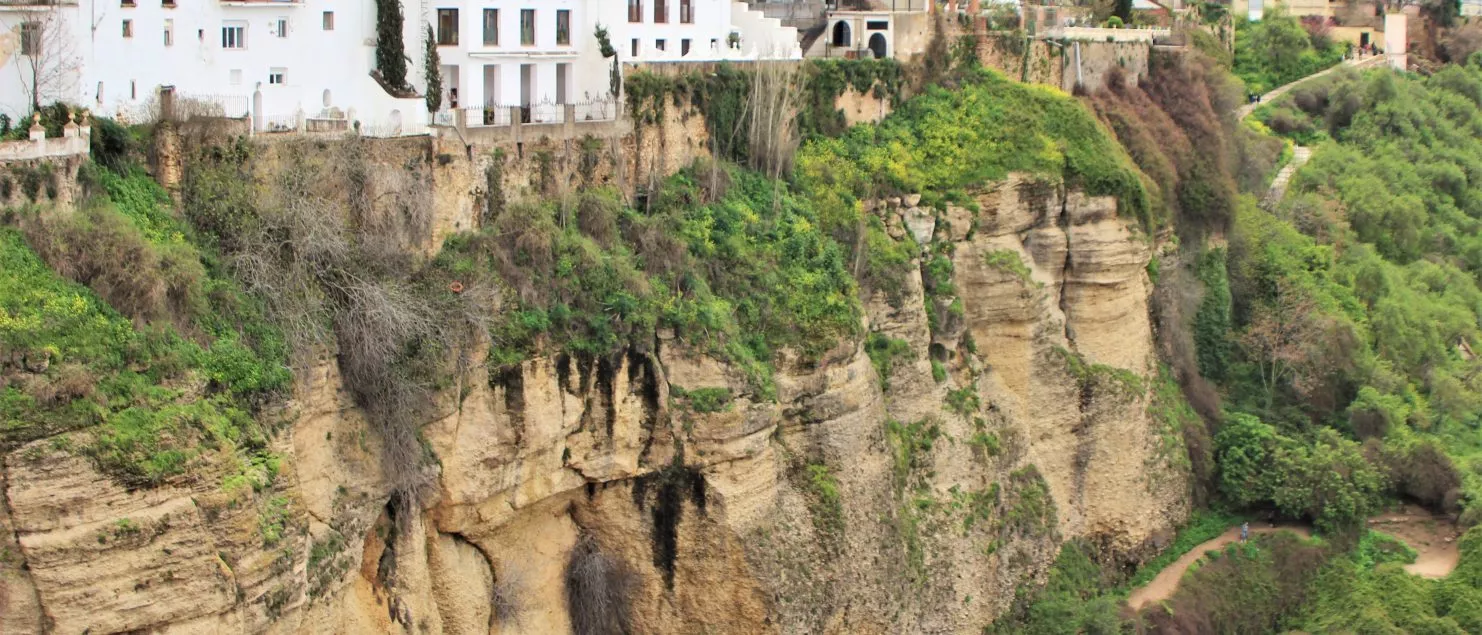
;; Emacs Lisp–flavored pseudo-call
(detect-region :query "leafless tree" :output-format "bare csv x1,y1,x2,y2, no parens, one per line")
745,60,804,181
15,0,81,114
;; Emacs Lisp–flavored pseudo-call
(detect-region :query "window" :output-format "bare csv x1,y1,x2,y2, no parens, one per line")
322,11,334,30
222,23,245,49
122,19,133,38
866,20,888,30
520,9,534,45
273,17,288,38
164,19,174,46
628,0,642,23
122,0,135,7
556,9,569,45
269,68,285,84
655,0,667,23
631,38,639,57
482,9,498,45
681,38,690,55
655,39,665,51
163,0,175,7
20,22,38,56
437,9,458,46
681,0,693,23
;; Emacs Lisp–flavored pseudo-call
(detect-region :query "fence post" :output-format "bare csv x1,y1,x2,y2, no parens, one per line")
28,113,44,142
456,108,467,134
510,106,523,143
564,104,576,136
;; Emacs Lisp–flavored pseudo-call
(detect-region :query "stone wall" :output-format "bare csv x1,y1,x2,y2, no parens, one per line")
973,32,1151,93
0,123,89,210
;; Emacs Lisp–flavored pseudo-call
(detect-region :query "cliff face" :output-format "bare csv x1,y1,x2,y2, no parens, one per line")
0,172,1188,634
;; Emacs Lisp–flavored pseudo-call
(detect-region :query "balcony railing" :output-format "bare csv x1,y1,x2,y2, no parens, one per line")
454,98,618,128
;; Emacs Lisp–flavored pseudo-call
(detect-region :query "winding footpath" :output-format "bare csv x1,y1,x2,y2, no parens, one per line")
1235,54,1388,120
1263,145,1312,208
1127,508,1461,611
1126,524,1312,611
1245,56,1386,207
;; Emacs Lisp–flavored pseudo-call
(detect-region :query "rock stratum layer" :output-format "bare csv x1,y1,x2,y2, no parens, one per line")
0,174,1188,634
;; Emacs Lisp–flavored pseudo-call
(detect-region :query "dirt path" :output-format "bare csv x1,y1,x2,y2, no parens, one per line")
1369,505,1463,579
1127,509,1462,610
1126,524,1312,611
1236,54,1387,120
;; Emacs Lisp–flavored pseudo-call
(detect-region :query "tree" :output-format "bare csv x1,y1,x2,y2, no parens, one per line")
1239,280,1338,407
424,25,442,113
1113,0,1133,23
374,0,409,91
16,0,81,114
1268,430,1386,533
1215,413,1279,507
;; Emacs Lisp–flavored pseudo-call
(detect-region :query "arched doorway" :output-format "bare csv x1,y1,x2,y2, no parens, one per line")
832,21,852,48
868,33,888,59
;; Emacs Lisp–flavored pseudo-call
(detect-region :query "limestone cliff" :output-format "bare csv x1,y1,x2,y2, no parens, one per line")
0,172,1188,634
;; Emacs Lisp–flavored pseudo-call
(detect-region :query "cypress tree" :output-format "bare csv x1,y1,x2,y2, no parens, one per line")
425,25,442,112
375,0,408,90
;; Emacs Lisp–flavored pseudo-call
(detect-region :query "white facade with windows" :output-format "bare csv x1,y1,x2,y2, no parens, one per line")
0,0,799,133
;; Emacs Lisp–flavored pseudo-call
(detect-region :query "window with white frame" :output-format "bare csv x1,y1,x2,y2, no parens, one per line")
222,23,246,49
273,17,288,38
322,11,334,30
269,68,286,84
123,19,133,38
164,19,174,46
556,9,569,45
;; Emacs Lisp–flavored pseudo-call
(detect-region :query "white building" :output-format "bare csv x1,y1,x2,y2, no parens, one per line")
433,0,798,124
2,0,426,133
1,0,798,133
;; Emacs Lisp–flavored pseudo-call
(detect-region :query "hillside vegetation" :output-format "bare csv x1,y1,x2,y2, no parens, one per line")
12,38,1482,633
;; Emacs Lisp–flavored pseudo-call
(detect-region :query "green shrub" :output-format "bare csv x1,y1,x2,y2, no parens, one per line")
866,332,913,391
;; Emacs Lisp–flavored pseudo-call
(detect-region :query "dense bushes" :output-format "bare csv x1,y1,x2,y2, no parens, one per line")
0,169,287,488
1084,49,1279,238
438,162,861,399
1137,532,1328,633
1233,10,1347,94
990,540,1125,634
801,67,1151,228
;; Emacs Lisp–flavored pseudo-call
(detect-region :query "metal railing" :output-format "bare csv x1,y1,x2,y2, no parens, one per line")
573,99,618,122
453,98,618,128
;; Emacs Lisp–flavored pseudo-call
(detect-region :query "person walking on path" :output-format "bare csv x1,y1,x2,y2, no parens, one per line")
1241,522,1250,542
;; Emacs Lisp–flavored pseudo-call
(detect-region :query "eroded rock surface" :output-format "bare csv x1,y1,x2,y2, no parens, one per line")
1,175,1188,634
